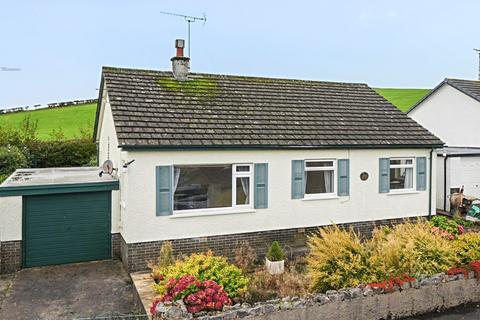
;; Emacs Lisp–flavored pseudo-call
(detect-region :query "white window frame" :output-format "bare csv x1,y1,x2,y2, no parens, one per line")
389,157,415,192
232,164,254,209
172,163,253,215
304,159,337,199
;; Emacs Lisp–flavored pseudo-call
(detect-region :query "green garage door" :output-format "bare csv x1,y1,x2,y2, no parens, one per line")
24,191,111,267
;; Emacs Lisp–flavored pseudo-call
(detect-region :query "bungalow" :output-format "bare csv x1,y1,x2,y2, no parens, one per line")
408,78,480,212
0,41,442,273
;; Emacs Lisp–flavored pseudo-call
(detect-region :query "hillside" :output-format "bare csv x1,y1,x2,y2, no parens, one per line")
0,103,97,140
0,88,430,141
374,88,430,113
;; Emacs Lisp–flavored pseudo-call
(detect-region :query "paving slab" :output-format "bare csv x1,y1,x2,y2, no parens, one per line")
0,260,144,320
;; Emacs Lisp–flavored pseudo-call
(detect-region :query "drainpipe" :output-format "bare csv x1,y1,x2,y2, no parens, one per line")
443,155,448,211
428,148,434,219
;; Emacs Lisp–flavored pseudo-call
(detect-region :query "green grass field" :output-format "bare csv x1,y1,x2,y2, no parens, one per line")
0,103,97,140
0,88,430,141
374,88,430,113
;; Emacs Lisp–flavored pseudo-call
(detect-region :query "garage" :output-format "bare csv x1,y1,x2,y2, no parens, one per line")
0,167,119,269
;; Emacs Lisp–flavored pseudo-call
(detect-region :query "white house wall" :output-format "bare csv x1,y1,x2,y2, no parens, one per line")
121,148,436,244
436,156,446,210
96,89,123,234
409,84,480,147
0,196,22,241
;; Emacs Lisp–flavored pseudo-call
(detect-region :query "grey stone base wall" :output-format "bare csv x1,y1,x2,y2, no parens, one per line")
0,240,22,274
112,233,121,259
121,217,416,272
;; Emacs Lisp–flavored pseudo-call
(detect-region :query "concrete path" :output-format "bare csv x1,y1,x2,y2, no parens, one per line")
0,260,144,320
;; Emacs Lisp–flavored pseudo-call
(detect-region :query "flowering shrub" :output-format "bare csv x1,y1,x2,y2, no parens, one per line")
429,216,464,238
453,232,480,264
153,251,248,298
431,226,455,240
368,274,416,293
446,266,469,277
469,261,480,277
150,275,231,314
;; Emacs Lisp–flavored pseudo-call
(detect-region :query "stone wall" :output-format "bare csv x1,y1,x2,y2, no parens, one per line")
0,240,21,274
121,217,412,272
149,272,480,320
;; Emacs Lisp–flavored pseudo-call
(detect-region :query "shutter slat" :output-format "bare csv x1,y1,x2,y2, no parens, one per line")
379,158,390,193
291,160,305,199
156,166,173,216
254,163,268,209
416,157,427,191
337,159,350,196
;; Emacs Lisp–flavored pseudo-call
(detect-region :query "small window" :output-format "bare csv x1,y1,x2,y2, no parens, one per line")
305,160,336,196
389,158,414,191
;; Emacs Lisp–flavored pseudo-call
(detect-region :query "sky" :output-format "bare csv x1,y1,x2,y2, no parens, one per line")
1,0,479,109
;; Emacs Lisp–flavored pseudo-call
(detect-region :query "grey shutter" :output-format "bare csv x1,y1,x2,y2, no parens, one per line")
337,159,350,196
291,160,305,199
156,165,173,216
416,157,427,191
379,158,390,193
254,163,268,209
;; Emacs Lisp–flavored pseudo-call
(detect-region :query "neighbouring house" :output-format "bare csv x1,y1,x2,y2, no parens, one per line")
408,78,480,212
0,41,442,274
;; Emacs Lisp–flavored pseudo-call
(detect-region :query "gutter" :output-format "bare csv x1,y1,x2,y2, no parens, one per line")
118,143,445,151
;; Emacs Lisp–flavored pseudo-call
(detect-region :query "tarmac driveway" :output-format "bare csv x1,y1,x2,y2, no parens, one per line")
0,260,144,320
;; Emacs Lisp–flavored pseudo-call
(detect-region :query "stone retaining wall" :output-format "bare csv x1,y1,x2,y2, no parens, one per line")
147,272,480,320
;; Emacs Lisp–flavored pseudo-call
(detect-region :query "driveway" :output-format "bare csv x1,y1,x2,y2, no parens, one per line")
0,260,145,320
407,304,480,320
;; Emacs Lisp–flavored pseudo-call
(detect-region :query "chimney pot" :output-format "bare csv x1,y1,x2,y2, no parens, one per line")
171,39,189,81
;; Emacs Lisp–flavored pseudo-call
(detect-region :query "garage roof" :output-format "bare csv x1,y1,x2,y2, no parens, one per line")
0,167,119,197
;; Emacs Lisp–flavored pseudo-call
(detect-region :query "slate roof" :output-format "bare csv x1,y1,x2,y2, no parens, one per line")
408,78,480,113
445,78,480,103
98,66,443,149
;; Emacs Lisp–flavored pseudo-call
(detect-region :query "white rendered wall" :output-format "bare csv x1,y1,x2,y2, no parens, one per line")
96,90,124,234
0,196,22,241
121,148,436,244
409,84,480,147
436,156,446,210
448,156,480,201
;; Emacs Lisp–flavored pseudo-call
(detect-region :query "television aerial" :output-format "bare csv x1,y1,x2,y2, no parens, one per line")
160,11,207,59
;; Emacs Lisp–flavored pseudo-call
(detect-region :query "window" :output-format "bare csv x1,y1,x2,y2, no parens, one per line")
304,160,336,197
389,158,414,191
173,164,253,212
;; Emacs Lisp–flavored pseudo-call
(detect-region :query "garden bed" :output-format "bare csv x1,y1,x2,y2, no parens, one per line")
138,218,480,319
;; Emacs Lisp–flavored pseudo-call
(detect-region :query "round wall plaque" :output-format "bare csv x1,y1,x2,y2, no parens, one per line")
360,172,369,181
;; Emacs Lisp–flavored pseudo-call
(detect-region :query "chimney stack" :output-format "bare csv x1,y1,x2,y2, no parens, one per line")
171,39,190,81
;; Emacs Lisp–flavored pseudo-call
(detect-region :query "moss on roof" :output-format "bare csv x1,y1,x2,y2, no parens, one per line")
157,77,219,101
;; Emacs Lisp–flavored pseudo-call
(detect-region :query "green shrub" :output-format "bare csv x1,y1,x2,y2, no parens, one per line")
0,145,28,182
367,220,459,278
429,216,461,235
153,251,248,298
25,138,96,168
266,241,285,262
306,226,376,292
454,232,480,264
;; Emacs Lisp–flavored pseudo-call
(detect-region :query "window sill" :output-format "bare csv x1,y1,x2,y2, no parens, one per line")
387,190,419,196
170,208,256,219
302,195,340,201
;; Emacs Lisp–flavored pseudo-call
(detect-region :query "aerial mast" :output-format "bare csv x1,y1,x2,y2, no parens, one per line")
160,11,207,59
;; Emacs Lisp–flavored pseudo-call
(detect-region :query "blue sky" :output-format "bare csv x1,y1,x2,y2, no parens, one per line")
1,0,479,108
